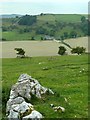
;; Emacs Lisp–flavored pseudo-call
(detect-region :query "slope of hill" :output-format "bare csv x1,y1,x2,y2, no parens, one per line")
37,14,87,22
2,14,88,41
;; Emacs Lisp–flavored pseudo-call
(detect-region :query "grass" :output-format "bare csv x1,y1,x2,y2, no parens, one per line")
2,31,32,41
55,14,83,22
2,31,45,41
2,55,88,118
37,14,87,23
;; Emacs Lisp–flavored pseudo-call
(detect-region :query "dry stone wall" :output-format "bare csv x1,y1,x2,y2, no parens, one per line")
6,74,54,119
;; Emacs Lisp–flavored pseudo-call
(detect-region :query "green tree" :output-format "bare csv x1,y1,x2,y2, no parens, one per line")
18,28,24,34
63,32,68,39
14,48,25,58
23,27,30,33
2,26,8,31
70,31,77,38
16,16,19,18
81,20,88,36
41,37,43,40
36,27,47,34
71,46,86,55
81,16,86,23
18,15,37,26
31,36,35,40
40,13,44,16
49,30,55,36
2,38,7,41
61,35,64,41
58,46,66,55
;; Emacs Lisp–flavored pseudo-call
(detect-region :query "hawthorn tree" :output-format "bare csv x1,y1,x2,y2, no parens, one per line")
71,46,86,55
58,46,66,55
14,48,25,58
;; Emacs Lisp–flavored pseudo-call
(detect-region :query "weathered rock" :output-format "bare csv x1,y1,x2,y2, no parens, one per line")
9,74,54,100
53,106,65,112
18,74,32,82
22,110,43,120
12,101,33,113
8,110,19,119
6,74,54,119
6,97,25,114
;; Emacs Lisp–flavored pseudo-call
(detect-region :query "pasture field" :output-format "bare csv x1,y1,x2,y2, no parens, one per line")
37,14,85,23
2,54,88,118
1,37,88,58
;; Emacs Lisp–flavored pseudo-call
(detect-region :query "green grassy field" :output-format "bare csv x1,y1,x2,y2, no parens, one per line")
37,14,85,23
2,54,88,118
2,31,44,41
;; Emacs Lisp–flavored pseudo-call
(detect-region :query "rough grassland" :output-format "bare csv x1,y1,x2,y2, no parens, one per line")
1,37,88,58
2,55,88,118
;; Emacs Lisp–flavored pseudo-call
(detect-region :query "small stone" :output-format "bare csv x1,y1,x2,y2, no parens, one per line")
53,106,65,112
58,106,65,112
43,67,48,70
8,109,19,119
22,110,43,119
49,89,54,95
50,104,54,107
64,97,68,102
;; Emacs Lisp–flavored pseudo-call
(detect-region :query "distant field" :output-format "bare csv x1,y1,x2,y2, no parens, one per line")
64,37,88,53
1,37,88,58
2,31,33,41
37,14,87,23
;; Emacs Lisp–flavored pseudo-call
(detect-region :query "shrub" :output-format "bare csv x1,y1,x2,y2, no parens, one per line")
14,48,25,58
2,26,8,31
18,15,37,26
58,46,66,55
69,31,77,38
36,27,47,34
2,38,7,41
81,16,86,23
60,35,64,41
71,46,86,55
63,32,69,39
31,36,35,40
41,37,43,40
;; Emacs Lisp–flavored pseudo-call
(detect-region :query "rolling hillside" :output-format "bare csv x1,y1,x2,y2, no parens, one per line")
2,14,88,41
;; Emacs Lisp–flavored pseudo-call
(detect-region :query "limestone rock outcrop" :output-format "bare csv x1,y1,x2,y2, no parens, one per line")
6,74,54,119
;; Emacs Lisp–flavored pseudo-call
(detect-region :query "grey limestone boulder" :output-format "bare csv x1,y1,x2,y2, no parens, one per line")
22,110,43,120
6,74,54,119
